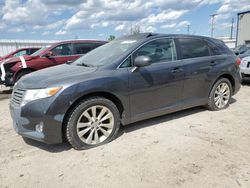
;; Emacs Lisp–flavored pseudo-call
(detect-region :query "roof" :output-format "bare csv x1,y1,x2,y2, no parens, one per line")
238,10,250,15
116,33,216,41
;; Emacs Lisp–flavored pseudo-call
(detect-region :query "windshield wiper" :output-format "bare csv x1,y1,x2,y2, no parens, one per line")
76,62,93,67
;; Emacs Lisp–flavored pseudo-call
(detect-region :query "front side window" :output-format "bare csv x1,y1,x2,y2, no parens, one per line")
14,50,28,57
51,43,73,56
179,38,210,59
74,43,97,55
133,38,177,64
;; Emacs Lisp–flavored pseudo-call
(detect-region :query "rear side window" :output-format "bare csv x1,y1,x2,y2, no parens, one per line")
133,38,177,64
179,38,210,59
73,43,98,55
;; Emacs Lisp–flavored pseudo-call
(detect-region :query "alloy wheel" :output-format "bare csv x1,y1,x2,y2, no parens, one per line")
214,82,230,109
76,105,114,145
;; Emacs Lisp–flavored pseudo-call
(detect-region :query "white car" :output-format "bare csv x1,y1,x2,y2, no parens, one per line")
241,56,250,79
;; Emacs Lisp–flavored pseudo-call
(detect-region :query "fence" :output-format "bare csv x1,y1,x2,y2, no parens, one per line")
0,39,58,56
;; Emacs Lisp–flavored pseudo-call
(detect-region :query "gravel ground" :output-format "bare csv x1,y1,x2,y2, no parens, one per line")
0,81,250,188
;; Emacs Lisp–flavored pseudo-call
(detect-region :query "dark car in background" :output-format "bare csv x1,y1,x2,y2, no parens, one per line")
0,47,40,61
234,44,250,55
0,40,106,86
238,49,250,59
10,33,241,150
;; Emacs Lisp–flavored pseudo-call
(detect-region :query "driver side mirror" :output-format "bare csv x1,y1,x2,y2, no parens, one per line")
133,55,152,69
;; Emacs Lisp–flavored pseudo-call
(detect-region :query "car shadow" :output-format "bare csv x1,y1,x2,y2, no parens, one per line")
242,78,250,85
120,106,205,135
22,137,72,153
0,87,12,101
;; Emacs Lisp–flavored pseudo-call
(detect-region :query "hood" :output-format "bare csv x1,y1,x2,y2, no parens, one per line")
16,64,97,89
3,55,39,65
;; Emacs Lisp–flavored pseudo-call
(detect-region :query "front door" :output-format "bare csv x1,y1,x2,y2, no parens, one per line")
128,38,185,121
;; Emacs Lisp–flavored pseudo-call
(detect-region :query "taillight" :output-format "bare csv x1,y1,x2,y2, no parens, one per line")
236,57,241,66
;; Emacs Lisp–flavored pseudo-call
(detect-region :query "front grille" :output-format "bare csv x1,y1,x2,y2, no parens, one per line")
11,88,26,106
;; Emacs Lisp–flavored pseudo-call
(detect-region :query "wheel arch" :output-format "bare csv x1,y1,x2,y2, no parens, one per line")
62,91,125,140
14,68,36,81
209,73,235,96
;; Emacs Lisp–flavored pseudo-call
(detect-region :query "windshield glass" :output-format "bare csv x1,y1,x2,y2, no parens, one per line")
72,39,141,67
31,46,50,56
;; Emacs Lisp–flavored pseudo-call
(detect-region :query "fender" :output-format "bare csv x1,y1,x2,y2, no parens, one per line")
1,56,28,82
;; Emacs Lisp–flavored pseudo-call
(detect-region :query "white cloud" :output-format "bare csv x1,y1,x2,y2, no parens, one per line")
56,30,67,35
0,0,250,37
8,27,25,33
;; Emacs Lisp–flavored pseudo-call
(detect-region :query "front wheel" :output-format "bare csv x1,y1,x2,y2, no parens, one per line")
207,78,232,111
65,97,120,150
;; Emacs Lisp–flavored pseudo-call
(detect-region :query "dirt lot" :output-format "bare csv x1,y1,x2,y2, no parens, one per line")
0,82,250,188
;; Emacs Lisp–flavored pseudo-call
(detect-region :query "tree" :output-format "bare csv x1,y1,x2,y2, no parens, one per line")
108,35,116,41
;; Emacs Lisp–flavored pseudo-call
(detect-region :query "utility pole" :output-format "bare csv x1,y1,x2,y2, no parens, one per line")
230,18,234,39
210,14,218,38
187,24,190,35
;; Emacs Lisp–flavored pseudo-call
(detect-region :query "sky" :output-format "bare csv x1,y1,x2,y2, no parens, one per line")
0,0,249,41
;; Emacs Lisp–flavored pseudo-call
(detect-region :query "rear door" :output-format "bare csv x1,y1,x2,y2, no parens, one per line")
128,38,185,120
177,38,216,104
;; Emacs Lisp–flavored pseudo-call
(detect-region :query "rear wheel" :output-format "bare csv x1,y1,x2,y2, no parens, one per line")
65,97,120,150
207,78,232,111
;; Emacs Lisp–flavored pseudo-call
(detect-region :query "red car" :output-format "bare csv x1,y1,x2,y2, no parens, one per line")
0,47,40,61
0,40,106,86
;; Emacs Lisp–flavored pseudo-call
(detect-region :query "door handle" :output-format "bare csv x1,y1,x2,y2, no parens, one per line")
171,67,183,73
210,61,217,66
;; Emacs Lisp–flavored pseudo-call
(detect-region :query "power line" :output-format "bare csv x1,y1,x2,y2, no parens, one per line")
230,18,234,39
187,24,190,35
210,14,218,37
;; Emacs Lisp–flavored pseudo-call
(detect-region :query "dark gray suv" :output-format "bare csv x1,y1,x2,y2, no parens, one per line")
9,33,241,150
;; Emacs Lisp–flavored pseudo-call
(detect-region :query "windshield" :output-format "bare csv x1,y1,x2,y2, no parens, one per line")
72,39,141,67
31,46,50,56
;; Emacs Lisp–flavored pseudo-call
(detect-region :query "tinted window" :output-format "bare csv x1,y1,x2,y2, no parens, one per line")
29,48,39,55
208,39,233,55
51,43,73,56
179,38,210,59
74,43,97,55
133,38,177,64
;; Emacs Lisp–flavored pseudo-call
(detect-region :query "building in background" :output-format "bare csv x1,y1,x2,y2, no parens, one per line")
236,10,250,47
0,39,57,56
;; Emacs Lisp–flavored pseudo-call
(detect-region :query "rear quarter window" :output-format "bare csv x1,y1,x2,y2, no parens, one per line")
208,39,233,55
178,38,210,59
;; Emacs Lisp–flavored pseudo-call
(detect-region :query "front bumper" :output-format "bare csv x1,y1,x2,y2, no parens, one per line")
9,94,64,144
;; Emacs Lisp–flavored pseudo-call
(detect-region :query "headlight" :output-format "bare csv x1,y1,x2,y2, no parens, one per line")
21,87,62,106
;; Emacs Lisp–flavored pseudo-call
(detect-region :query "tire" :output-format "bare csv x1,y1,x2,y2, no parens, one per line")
15,69,33,81
65,97,121,150
207,78,232,111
